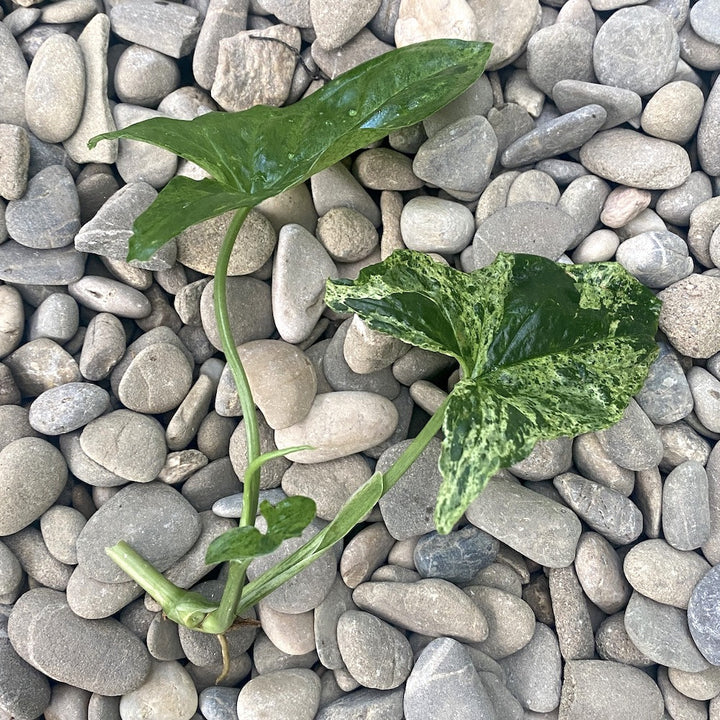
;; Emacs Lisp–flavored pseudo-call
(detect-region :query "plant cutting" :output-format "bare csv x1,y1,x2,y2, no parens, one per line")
88,38,661,675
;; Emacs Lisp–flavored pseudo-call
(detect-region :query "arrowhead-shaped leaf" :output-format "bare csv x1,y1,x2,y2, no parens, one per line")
325,251,661,533
88,39,492,261
205,496,316,564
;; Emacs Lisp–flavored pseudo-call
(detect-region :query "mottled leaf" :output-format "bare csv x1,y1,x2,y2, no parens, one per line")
326,251,661,533
88,39,491,260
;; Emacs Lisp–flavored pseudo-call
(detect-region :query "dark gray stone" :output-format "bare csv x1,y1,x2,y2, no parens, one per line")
662,460,711,551
0,241,86,285
28,382,109,435
688,563,720,665
616,230,694,289
553,80,643,130
315,686,404,720
198,686,241,720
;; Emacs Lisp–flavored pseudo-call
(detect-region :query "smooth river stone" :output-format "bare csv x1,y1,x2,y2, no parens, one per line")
579,129,691,189
28,382,109,435
400,196,475,254
465,473,582,568
274,391,398,463
688,564,720,665
353,579,488,643
8,587,152,695
236,668,320,720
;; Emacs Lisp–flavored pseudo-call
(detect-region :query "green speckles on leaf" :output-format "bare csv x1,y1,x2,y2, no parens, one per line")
326,250,661,533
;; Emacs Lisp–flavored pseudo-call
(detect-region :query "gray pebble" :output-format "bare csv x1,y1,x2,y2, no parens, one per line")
400,196,474,254
146,611,184,661
6,164,80,248
472,201,578,268
5,337,81,395
616,230,694,289
413,115,497,196
572,433,635,496
668,665,720,702
343,315,409,377
0,241,86,285
27,292,79,343
658,274,720,358
341,523,395,589
79,409,166,483
76,481,200,583
272,223,337,345
353,579,488,643
199,686,240,720
40,505,86,566
8,587,151,694
0,285,23,358
114,44,180,108
634,467,663,539
688,365,720,432
69,276,151,318
487,104,535,157
256,602,315,656
594,6,680,96
690,0,720,44
499,623,562,713
79,312,126,381
641,80,705,144
575,531,631,614
119,660,198,720
601,186,652,229
0,538,23,597
506,170,560,206
25,33,85,143
662,460,711,550
0,124,29,202
553,471,643,545
688,196,720,267
659,420,712,471
625,591,710,671
688,563,720,667
635,343,694,424
414,525,498,584
316,687,403,720
553,80,642,130
557,174,611,246
311,162,381,228
28,381,109,435
251,629,316,676
535,158,589,186
559,659,664,720
404,637,494,720
623,538,711,609
548,565,594,661
502,105,606,168
314,574,356,670
466,472,582,568
0,23,28,127
59,431,128,488
181,457,240,512
698,74,720,176
595,612,655,668
3,526,72,591
236,668,320,720
580,129,691,189
229,415,289,490
317,206,379,263
0,437,67,535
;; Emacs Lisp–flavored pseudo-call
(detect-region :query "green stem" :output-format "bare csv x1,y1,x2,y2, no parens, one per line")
200,560,250,634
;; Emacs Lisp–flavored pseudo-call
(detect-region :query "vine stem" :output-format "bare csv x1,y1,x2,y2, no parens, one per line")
201,207,260,635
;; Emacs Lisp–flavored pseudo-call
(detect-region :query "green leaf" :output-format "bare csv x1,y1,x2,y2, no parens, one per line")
88,39,492,260
205,496,316,564
325,251,661,533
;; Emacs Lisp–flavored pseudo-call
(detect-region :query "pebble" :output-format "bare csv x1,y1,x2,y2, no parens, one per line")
616,230,694,289
27,292,79,343
393,0,479,47
623,538,711,609
272,224,337,345
316,687,404,720
465,473,582,568
0,285,23,358
79,409,166,483
499,623,562,713
68,276,150,318
312,0,382,51
464,584,536,659
413,526,498,584
552,80,642,130
547,565,594,662
63,14,117,165
28,382,109,435
0,23,28,128
502,105,607,168
343,316,409,376
6,164,80,249
574,532,630,614
119,660,198,720
601,186,652,228
79,312,126,381
317,207,379,262
572,433,635,495
251,631,316,676
352,148,423,192
257,604,314,657
199,686,240,720
65,567,142,620
678,20,720,72
580,129,691,190
689,366,720,432
0,240,86,285
658,274,720,358
114,44,181,108
211,25,300,112
698,76,720,176
353,579,488,643
412,115,497,196
376,438,443,540
25,33,85,143
0,125,29,202
690,0,720,44
39,505,86,567
314,574,356,670
525,23,595,98
228,416,288,491
506,170,560,206
3,525,72,591
659,420,712,471
400,196,474,254
403,637,495,720
668,665,720,702
340,523,395,589
637,347,693,427
625,591,710,672
176,208,276,276
236,668,320,720
554,471,643,545
559,659,664,720
5,337,81,396
641,80,705,144
662,460,711,550
557,174,611,245
688,196,720,267
8,587,151,694
593,6,680,96
472,201,578,268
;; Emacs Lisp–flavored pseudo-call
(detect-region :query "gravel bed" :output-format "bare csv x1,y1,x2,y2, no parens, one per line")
1,0,720,718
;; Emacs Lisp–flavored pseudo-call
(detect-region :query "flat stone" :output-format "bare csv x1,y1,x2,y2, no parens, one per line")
236,669,320,720
69,276,151,318
465,473,582,568
404,637,495,720
688,196,720,267
688,366,720,432
6,165,80,248
593,6,680,96
668,665,720,702
199,686,241,720
472,201,578,268
571,432,635,496
625,591,710,672
0,241,86,285
314,574,356,670
624,538,711,609
28,382,109,435
553,80,642,130
689,563,720,667
553,472,643,545
662,460,711,550
8,587,151,695
506,169,561,206
641,80,705,144
228,415,289,490
255,602,315,656
340,523,395,589
601,187,653,229
65,564,143,619
574,531,631,614
0,124,29,201
394,0,479,47
557,174,611,247
659,420,712,472
548,565,595,662
119,660,198,720
59,431,128,488
75,481,201,583
616,230,693,289
311,162,381,227
311,0,382,51
274,391,398,464
499,623,562,713
343,315,409,376
4,337,81,396
79,409,166,483
571,228,620,262
0,23,28,127
316,688,403,720
0,285,23,358
353,579,488,643
502,105,606,167
559,659,664,720
595,611,655,668
352,147,423,191
580,129,691,189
